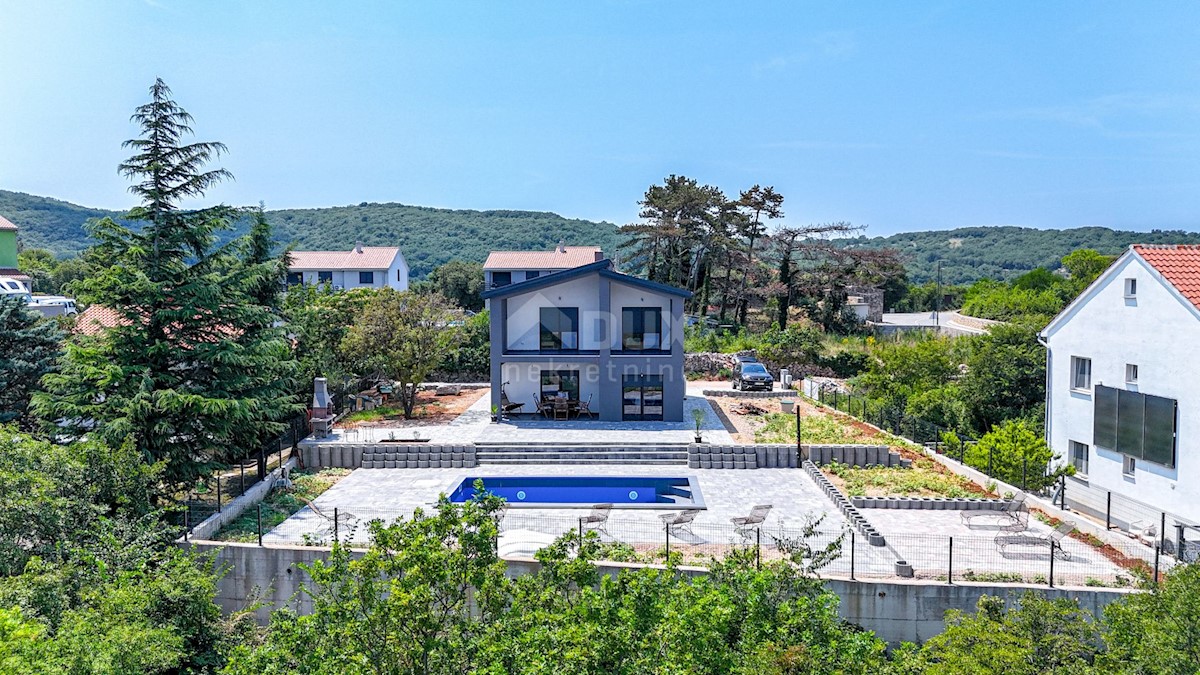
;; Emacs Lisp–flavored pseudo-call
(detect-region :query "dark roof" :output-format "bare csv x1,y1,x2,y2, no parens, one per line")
481,259,692,300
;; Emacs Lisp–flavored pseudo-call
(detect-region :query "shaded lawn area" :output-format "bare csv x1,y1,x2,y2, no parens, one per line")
213,468,350,542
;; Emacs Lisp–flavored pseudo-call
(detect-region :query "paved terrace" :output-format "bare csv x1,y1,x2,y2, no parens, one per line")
265,464,1130,585
307,386,736,445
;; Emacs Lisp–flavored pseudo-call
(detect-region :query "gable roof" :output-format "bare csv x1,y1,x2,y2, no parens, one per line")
288,247,403,271
0,216,16,232
1041,244,1200,339
481,258,692,300
483,246,603,270
1132,244,1200,311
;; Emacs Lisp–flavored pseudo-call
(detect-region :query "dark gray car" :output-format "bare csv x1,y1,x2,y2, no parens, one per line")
732,361,774,391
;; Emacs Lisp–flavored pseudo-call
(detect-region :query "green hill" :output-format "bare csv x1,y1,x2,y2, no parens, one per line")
842,225,1200,285
0,190,623,278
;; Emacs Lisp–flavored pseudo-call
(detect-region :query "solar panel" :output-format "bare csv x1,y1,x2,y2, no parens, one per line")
1143,394,1177,468
1093,385,1118,450
1116,389,1145,458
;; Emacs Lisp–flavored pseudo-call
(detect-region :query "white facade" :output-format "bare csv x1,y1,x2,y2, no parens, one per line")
1042,250,1200,523
289,247,409,292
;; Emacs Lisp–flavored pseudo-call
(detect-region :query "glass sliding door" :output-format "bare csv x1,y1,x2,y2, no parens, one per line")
622,374,664,421
540,370,580,401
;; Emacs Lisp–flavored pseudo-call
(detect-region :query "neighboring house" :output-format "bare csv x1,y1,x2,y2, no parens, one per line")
287,242,409,291
1041,244,1200,524
481,257,691,422
0,215,31,288
482,243,604,302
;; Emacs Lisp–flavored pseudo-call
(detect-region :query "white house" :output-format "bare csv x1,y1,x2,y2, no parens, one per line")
482,257,691,422
287,242,408,291
483,243,604,289
1041,244,1200,525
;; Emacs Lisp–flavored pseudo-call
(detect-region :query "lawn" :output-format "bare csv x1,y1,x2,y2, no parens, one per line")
213,468,350,542
754,411,876,445
824,462,984,498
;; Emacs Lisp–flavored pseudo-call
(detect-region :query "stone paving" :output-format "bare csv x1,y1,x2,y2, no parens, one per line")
308,390,736,445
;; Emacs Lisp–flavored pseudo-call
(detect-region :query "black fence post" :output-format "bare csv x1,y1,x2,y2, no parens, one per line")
1049,541,1055,588
849,531,856,580
1154,546,1161,584
1059,475,1067,510
664,523,670,563
240,463,246,496
1161,512,1168,552
948,536,953,584
1022,457,1028,491
183,509,190,542
756,528,761,570
257,504,263,547
1106,492,1112,530
217,478,222,514
988,445,994,477
578,517,583,543
334,507,339,543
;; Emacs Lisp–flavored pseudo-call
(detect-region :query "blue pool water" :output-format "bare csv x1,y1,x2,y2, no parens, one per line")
449,476,703,508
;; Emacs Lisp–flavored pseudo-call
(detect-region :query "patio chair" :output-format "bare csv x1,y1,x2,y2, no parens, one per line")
995,520,1075,560
961,491,1029,532
300,497,358,540
533,396,551,419
500,390,524,417
580,503,612,536
731,504,773,537
660,510,699,538
577,393,595,419
553,398,570,421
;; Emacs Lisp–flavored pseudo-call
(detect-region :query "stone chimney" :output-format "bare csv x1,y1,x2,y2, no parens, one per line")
355,240,364,254
595,250,605,262
557,239,566,253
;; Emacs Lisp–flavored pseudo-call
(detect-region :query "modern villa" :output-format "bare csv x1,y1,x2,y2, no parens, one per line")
287,242,409,291
481,255,691,422
1041,244,1200,524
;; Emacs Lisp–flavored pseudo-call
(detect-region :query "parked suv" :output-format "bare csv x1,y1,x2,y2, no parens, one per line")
732,360,774,391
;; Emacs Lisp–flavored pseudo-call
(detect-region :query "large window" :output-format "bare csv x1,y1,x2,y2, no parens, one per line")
317,271,333,284
286,272,302,286
540,370,580,401
359,271,375,284
1093,385,1177,468
1070,440,1089,476
1071,356,1092,391
539,307,579,350
621,308,663,350
526,270,541,280
491,271,512,288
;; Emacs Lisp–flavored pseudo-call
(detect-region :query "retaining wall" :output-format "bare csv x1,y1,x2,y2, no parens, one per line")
189,540,1131,645
300,443,478,470
703,389,792,398
806,444,909,468
852,496,1010,510
803,460,886,546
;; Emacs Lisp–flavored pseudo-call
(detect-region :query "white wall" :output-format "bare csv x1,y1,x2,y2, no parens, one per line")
387,254,409,291
610,280,673,350
505,275,603,350
1046,253,1200,522
298,267,392,291
500,362,600,410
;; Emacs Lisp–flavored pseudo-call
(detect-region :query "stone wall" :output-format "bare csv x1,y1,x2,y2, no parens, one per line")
300,443,477,469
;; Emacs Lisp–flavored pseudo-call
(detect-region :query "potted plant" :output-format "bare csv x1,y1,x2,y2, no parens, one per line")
491,404,500,423
691,408,705,443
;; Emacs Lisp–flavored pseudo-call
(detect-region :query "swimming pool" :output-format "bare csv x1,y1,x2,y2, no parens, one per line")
448,476,705,509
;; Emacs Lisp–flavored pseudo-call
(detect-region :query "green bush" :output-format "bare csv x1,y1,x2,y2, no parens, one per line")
964,420,1068,491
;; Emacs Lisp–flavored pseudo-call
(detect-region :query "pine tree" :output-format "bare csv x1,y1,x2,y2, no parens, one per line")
35,79,299,493
0,295,61,425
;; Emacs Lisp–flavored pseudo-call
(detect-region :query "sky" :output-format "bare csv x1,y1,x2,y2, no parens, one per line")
1,1,1199,236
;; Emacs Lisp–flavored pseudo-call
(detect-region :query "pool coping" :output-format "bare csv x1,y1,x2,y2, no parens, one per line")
447,474,707,510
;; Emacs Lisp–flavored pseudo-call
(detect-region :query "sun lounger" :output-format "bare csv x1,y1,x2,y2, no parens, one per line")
995,520,1075,560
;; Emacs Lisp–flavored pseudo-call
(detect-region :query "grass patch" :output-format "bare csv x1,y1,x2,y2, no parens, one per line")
755,412,874,445
825,461,979,498
213,468,351,542
341,405,408,424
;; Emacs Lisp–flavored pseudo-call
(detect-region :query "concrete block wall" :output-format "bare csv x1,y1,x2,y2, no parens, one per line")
803,460,887,546
852,496,1010,510
689,444,797,469
806,444,910,469
300,443,478,469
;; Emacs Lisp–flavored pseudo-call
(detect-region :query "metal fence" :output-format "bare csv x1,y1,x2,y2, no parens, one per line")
178,412,310,532
241,505,1167,589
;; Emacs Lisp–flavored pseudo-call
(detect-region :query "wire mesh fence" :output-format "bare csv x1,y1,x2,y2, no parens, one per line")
243,504,1164,588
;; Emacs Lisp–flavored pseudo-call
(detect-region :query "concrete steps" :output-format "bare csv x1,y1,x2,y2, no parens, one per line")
475,445,689,465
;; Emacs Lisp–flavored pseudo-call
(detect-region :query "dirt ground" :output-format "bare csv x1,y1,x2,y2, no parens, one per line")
339,387,488,428
708,394,825,444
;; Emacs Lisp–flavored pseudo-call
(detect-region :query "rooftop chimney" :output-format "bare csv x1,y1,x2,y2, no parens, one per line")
557,239,566,253
595,250,605,262
355,240,364,254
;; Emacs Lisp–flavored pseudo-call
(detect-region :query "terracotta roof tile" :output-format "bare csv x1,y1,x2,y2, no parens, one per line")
288,247,402,270
75,304,126,337
0,216,16,231
1133,244,1200,311
484,246,603,270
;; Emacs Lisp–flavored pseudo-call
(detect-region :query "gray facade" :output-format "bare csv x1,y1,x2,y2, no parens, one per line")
484,261,690,422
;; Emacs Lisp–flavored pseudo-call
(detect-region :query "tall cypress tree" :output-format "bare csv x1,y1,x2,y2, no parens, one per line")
35,79,299,493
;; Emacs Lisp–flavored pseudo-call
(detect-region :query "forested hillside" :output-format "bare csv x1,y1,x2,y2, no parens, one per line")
844,225,1200,284
0,190,623,278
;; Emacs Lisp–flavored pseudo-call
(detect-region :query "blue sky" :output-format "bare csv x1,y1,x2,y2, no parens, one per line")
1,1,1198,235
